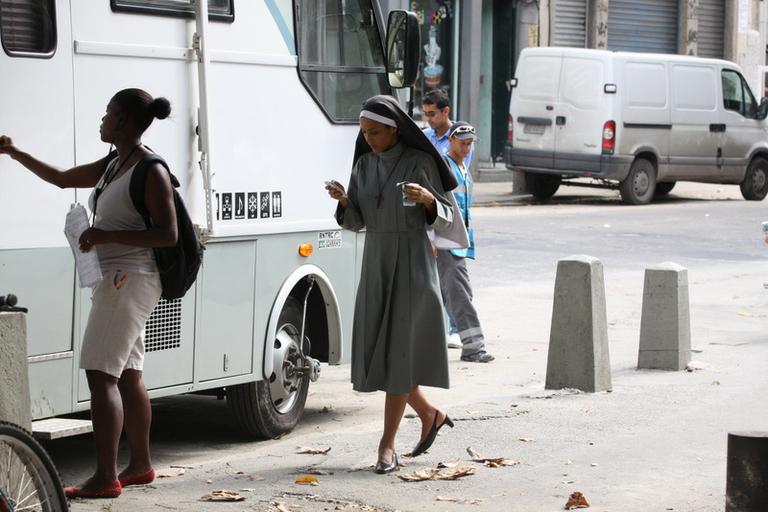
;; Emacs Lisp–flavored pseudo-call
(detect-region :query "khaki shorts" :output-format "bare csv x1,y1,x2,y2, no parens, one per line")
80,270,162,378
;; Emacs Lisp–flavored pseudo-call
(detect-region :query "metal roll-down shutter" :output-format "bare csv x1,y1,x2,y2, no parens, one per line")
551,0,587,47
607,0,679,54
698,0,725,58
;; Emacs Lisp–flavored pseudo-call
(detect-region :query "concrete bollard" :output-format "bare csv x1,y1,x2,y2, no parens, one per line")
637,262,691,371
545,255,612,392
726,432,768,511
0,312,31,430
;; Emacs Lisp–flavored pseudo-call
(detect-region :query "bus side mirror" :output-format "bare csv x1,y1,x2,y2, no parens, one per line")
386,10,419,89
759,97,768,120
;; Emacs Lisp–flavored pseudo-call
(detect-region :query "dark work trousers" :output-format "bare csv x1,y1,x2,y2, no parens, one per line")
436,249,486,356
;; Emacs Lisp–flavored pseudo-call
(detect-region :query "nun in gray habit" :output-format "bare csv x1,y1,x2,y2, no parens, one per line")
325,95,465,474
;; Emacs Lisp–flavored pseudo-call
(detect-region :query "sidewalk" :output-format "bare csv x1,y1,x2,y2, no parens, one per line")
471,174,748,206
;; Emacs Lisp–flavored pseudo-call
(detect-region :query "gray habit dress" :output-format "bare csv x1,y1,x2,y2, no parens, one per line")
336,142,453,394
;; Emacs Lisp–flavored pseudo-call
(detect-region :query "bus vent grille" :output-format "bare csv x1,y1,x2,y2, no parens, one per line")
145,299,182,352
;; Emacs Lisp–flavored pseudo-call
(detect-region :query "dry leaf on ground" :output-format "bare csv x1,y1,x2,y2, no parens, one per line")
346,464,375,472
437,459,460,469
436,496,483,505
481,458,519,468
564,491,590,509
295,475,320,486
466,447,482,459
156,468,186,478
248,474,265,481
303,468,332,475
398,467,475,482
297,446,332,455
271,501,293,512
466,447,518,468
200,490,245,502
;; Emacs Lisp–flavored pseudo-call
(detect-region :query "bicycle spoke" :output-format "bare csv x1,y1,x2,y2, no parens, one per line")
0,425,65,512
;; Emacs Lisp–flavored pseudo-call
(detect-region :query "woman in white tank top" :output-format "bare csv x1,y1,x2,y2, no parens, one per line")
0,88,177,499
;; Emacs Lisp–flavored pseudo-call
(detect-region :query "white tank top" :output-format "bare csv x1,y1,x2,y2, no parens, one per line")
88,159,158,274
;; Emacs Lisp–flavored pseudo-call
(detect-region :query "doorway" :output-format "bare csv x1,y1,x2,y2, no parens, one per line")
491,0,515,161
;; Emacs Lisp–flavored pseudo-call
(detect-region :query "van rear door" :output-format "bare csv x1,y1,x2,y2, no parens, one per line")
553,55,610,171
511,50,563,168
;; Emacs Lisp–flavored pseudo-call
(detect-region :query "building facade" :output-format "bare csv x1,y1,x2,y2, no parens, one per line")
380,0,768,166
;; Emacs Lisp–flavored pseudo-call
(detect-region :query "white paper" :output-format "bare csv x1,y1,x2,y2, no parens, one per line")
64,204,103,288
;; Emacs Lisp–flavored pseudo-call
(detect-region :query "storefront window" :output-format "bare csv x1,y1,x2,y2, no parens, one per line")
409,0,455,121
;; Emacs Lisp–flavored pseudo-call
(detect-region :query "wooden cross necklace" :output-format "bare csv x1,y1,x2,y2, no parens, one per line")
375,150,405,209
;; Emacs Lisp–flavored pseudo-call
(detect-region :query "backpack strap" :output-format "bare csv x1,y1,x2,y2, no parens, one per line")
129,154,180,225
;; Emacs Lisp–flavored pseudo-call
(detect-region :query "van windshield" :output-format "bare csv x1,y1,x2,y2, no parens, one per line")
722,69,757,118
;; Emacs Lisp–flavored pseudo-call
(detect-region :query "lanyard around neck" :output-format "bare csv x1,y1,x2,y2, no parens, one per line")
91,144,142,224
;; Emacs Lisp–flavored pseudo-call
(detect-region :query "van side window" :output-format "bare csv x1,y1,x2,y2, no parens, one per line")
722,69,757,118
111,0,234,21
0,0,56,57
295,0,388,123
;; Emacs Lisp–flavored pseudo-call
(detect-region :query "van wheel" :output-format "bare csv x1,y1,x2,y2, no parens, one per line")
227,298,309,438
620,158,656,205
740,157,768,201
526,173,561,200
655,182,676,196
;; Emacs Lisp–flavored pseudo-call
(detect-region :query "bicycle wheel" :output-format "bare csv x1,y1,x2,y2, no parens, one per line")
0,421,67,512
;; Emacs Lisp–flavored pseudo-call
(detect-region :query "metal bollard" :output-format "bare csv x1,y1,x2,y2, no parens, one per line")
726,431,768,511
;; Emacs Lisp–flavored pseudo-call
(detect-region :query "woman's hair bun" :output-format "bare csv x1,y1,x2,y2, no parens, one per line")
149,97,171,120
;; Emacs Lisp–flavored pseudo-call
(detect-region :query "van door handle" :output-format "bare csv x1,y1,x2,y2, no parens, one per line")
556,116,566,126
709,123,726,132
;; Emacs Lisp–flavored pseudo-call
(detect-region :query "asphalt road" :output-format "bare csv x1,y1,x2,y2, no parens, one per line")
50,182,768,512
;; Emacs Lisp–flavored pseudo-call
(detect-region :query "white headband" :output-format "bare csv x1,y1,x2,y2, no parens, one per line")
359,110,398,128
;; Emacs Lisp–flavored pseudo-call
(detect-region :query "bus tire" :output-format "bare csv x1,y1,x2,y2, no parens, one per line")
620,158,656,205
227,297,310,438
526,172,561,200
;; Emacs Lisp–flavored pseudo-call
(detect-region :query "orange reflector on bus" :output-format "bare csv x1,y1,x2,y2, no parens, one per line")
298,243,314,257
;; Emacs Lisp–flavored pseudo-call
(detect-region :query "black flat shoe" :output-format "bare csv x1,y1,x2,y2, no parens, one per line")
374,452,398,474
410,411,454,457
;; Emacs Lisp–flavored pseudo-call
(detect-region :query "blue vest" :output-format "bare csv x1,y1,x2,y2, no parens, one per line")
445,155,475,259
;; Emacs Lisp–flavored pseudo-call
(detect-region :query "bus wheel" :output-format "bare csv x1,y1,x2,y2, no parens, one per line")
227,297,309,438
740,157,768,201
525,173,561,200
619,158,656,205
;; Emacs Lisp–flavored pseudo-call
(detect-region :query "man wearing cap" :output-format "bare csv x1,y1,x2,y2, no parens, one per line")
421,89,474,167
422,89,474,349
436,122,494,363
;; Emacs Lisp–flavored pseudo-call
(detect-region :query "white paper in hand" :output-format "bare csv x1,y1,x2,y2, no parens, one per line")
64,204,103,288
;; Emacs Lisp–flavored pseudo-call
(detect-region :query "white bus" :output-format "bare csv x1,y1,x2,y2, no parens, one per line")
0,0,417,438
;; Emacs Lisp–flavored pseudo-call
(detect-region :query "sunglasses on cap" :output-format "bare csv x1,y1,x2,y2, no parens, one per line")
452,125,475,134
450,124,477,139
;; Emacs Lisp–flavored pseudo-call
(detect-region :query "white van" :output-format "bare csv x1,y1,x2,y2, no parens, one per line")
505,47,768,204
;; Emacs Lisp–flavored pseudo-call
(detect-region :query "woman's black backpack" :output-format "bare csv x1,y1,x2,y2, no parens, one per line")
129,154,204,300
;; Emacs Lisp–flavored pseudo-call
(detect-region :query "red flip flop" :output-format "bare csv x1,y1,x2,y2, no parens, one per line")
64,480,122,499
119,468,155,487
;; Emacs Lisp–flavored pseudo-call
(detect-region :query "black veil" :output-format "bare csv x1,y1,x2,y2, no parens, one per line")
353,95,458,192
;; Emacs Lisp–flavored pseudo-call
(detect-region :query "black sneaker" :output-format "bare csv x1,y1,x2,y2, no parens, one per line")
460,350,495,363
